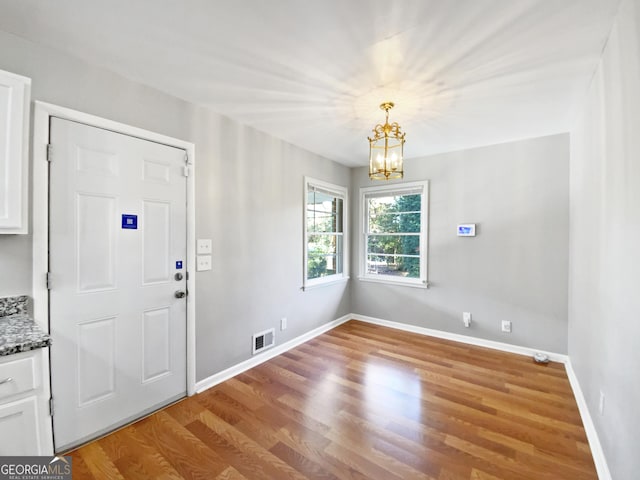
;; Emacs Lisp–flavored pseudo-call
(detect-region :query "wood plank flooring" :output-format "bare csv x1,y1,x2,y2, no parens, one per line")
67,320,597,479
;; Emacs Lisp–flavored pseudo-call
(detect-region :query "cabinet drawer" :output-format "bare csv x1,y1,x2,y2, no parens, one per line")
0,355,36,400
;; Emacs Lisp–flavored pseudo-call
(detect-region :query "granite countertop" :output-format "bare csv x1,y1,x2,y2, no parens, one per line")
0,296,51,357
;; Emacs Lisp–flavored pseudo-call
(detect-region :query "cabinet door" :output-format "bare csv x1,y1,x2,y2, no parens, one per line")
0,395,41,455
0,69,30,234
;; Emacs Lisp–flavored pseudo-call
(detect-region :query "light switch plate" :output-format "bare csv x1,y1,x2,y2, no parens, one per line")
197,239,212,255
196,255,212,271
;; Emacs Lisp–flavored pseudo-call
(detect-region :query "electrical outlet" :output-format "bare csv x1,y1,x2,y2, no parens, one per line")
280,317,287,331
196,255,212,271
463,312,472,327
599,391,605,415
197,238,212,254
501,320,512,333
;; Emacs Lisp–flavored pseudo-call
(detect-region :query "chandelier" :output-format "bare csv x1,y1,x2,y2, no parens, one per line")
368,101,405,180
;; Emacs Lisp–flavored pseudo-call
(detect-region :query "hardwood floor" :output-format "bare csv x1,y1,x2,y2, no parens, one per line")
67,320,597,479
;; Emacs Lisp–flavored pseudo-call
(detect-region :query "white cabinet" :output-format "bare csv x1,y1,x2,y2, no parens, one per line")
0,349,52,455
0,69,30,234
0,396,40,455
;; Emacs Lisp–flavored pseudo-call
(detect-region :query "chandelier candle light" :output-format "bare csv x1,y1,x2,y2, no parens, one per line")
368,101,405,180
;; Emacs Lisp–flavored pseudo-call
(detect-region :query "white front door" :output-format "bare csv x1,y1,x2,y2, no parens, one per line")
49,117,188,452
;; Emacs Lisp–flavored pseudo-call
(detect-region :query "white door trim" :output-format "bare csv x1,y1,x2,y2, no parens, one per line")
32,101,197,397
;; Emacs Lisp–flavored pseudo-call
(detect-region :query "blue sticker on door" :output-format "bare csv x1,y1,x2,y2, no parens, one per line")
122,214,138,229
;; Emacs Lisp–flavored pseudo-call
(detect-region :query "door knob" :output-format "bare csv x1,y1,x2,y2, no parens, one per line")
174,290,186,299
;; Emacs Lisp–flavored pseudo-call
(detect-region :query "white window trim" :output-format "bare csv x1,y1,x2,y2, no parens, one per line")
359,180,429,288
303,177,349,291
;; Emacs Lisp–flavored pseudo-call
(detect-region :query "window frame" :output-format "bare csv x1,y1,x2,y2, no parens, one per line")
359,180,429,288
303,177,349,290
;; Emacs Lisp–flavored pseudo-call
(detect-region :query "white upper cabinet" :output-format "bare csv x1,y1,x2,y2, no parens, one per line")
0,69,30,234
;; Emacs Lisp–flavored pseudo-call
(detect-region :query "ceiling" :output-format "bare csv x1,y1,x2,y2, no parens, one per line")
0,0,621,166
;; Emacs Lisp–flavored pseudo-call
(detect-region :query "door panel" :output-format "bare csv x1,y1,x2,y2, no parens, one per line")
77,316,116,406
143,159,170,184
143,200,171,284
49,117,187,451
142,307,171,382
76,193,116,291
76,146,117,176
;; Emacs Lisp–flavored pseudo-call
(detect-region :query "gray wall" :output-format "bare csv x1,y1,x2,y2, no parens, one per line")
569,0,640,477
190,106,351,379
0,30,351,382
351,134,570,353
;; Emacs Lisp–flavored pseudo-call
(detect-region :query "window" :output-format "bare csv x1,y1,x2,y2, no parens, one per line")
360,181,429,287
304,177,348,289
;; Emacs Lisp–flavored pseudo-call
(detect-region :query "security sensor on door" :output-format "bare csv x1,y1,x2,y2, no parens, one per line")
457,224,476,237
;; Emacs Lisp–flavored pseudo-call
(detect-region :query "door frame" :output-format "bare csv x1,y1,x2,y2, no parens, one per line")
32,101,197,398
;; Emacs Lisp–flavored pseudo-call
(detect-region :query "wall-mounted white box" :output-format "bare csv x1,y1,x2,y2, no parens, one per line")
196,255,212,271
197,238,212,254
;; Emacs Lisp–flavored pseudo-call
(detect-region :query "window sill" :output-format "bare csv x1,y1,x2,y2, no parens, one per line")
357,276,429,289
302,276,350,292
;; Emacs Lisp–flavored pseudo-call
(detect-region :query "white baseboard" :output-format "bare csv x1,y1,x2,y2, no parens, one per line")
195,314,351,393
565,360,612,480
351,314,569,363
196,313,568,393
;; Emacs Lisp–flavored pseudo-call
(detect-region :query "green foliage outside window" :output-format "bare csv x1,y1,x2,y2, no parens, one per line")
307,191,343,280
367,193,421,278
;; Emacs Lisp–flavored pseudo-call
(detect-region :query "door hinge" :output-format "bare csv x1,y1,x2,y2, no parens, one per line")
46,272,52,290
184,152,189,164
46,144,53,162
49,397,54,416
183,165,190,177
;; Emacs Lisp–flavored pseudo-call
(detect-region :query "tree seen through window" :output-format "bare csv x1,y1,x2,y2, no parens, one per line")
366,191,423,279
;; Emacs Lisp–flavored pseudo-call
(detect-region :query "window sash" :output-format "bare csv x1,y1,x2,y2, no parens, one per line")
304,177,348,288
364,187,423,198
360,181,429,286
306,194,343,233
308,184,346,199
307,233,343,280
